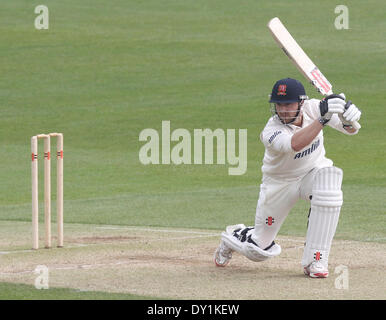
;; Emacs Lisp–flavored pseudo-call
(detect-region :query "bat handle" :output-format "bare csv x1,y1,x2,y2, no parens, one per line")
331,94,361,130
352,121,361,130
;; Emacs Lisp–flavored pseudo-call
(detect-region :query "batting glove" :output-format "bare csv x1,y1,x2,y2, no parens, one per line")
319,94,346,125
342,102,361,123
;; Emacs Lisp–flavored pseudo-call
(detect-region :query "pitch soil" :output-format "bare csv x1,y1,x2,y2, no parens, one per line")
0,221,385,300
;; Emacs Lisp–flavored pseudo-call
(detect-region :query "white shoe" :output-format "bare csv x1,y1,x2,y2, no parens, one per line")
214,241,233,267
303,261,329,278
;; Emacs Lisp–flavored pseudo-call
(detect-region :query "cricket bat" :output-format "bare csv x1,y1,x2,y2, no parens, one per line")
267,17,360,130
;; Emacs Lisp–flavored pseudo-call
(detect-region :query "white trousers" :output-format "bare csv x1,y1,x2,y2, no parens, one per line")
254,168,318,249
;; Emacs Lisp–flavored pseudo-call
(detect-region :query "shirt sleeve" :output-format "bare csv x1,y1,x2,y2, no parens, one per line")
326,114,359,135
260,128,293,153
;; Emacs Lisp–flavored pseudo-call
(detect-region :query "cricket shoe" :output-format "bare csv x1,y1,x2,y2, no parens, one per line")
303,261,329,278
214,240,233,267
214,224,246,267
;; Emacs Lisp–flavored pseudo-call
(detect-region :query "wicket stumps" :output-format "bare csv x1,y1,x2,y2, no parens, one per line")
31,133,63,250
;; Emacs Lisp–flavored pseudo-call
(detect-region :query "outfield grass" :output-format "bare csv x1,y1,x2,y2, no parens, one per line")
0,282,160,300
0,0,385,299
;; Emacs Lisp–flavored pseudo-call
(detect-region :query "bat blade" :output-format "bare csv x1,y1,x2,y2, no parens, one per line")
267,17,332,95
267,17,360,129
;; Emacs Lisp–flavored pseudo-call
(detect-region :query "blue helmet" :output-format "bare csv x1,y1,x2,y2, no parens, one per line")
269,78,308,103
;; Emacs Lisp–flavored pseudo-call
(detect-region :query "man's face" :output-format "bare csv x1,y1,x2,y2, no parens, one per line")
275,102,300,124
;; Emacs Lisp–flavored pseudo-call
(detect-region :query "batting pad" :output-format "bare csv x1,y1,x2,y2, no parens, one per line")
221,226,281,262
302,167,343,268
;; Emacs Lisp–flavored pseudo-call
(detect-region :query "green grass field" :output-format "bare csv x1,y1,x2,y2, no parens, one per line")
0,282,160,300
0,0,385,300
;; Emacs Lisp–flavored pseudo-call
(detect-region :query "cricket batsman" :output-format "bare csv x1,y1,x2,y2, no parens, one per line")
214,78,362,278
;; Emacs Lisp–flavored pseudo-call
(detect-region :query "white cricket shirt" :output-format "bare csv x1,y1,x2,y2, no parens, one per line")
260,99,356,180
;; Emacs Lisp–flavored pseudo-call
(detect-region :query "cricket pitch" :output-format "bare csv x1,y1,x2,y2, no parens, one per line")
0,221,385,300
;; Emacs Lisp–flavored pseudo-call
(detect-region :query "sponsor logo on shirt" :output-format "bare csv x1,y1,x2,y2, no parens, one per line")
268,131,282,144
294,139,320,159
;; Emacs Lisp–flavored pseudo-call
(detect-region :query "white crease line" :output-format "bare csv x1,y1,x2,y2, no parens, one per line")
96,226,219,236
99,227,380,245
0,244,90,255
364,237,386,241
63,234,219,248
0,249,34,255
153,234,219,241
0,270,33,276
0,226,383,256
277,237,304,244
0,256,198,276
0,233,218,255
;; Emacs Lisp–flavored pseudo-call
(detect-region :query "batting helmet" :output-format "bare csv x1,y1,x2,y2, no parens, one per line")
269,78,308,103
